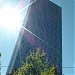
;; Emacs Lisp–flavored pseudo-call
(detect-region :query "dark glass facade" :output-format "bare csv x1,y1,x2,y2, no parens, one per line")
6,0,62,74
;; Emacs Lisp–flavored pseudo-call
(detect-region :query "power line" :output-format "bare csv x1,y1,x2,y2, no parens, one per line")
1,66,75,68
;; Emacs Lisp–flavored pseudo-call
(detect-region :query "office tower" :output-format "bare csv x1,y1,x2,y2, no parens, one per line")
6,0,62,74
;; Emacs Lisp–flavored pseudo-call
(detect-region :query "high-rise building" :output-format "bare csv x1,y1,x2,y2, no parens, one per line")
6,0,62,74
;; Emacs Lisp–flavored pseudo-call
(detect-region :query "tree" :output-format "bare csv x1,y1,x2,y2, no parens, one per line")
13,48,58,75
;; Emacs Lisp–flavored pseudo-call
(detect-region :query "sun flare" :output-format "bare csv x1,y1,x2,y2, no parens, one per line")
0,6,22,31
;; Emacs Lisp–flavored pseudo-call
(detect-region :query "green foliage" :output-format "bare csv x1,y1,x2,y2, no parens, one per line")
13,48,57,75
41,65,57,75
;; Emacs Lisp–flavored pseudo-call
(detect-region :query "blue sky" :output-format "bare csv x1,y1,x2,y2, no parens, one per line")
0,0,74,75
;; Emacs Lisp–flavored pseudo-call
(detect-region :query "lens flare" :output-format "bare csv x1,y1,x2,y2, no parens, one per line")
0,6,22,32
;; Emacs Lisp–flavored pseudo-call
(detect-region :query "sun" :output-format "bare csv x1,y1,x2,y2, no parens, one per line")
0,6,22,32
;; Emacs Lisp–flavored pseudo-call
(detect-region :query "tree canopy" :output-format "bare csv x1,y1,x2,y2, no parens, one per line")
13,48,59,75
